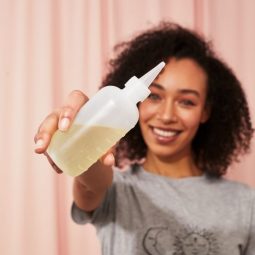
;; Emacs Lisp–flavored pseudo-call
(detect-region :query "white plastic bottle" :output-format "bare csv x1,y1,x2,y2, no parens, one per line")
47,62,165,177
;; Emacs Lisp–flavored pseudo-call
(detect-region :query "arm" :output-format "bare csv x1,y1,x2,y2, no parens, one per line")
73,158,114,212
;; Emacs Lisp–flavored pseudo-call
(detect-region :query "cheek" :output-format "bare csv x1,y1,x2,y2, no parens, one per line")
180,109,204,129
138,102,158,122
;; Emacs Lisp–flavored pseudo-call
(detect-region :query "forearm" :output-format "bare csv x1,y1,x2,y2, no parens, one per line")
73,160,113,212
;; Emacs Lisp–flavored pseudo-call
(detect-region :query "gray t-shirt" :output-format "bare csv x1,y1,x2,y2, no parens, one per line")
72,165,255,255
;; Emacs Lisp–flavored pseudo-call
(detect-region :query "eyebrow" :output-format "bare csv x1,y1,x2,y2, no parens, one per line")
150,82,200,98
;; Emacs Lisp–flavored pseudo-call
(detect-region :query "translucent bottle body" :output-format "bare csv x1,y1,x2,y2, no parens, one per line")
48,124,126,176
47,86,139,177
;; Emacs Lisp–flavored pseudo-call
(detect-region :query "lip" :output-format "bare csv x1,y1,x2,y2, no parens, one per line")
149,126,182,144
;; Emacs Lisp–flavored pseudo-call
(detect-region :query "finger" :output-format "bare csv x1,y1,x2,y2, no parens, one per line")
34,90,88,153
58,90,89,131
102,153,115,166
34,109,60,153
99,146,116,167
44,152,63,174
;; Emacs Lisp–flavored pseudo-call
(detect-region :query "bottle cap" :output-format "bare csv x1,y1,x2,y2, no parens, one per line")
139,62,165,87
124,61,165,103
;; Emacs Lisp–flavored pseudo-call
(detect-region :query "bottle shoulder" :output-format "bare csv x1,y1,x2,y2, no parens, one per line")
76,86,139,129
97,86,139,111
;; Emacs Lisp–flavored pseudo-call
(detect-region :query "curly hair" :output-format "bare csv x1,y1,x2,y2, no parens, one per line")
101,22,254,177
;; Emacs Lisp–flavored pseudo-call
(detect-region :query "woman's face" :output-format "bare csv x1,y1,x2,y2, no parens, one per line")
139,58,209,161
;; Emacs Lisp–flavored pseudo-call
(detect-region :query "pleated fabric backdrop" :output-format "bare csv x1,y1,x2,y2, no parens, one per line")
0,0,254,254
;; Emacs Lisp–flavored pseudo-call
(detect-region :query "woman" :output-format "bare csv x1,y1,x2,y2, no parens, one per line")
35,23,254,254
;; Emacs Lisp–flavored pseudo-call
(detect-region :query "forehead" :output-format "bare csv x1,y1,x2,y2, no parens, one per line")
153,58,208,94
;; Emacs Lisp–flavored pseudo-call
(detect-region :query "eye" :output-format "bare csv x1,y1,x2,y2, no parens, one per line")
179,99,196,107
148,93,161,101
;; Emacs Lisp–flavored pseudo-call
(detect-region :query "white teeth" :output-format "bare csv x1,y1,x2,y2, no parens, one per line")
153,128,178,137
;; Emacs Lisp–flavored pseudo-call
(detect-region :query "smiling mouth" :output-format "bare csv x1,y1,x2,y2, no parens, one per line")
150,127,182,143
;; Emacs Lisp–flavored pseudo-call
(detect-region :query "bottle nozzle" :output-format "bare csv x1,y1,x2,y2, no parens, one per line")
123,61,166,103
139,61,165,87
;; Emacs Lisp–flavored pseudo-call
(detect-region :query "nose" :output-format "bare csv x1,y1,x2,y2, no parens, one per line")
156,100,177,123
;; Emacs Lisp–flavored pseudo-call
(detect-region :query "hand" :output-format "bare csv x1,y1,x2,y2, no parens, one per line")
34,90,116,174
34,90,88,173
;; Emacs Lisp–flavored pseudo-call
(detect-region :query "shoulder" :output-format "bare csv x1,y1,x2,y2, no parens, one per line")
217,177,254,191
214,177,255,202
112,164,162,190
112,164,143,183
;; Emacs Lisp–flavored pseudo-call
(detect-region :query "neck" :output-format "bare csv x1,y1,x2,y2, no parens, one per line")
142,151,202,179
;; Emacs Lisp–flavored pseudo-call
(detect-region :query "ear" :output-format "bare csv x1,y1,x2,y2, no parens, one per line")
200,105,211,123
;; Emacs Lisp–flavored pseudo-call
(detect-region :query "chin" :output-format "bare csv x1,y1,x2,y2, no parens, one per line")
148,143,192,161
149,148,179,160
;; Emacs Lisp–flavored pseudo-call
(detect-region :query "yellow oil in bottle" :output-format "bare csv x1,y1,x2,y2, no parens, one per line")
47,124,126,176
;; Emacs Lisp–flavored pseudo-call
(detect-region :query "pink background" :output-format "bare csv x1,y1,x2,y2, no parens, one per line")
0,0,254,254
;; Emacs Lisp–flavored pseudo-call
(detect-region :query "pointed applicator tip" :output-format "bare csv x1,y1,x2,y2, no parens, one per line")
139,61,166,87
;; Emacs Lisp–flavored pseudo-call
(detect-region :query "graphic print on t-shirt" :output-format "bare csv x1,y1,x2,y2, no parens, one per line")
142,226,220,254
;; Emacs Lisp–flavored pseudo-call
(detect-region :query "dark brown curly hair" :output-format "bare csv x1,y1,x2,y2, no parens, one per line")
101,22,254,177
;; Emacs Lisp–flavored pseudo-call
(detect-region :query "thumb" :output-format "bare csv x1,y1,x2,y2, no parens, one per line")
102,153,115,166
99,146,116,167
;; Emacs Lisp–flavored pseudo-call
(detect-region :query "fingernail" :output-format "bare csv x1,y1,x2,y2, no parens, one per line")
105,153,115,166
35,139,44,149
60,118,70,131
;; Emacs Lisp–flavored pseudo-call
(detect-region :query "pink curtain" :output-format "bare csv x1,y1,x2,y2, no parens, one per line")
0,0,254,254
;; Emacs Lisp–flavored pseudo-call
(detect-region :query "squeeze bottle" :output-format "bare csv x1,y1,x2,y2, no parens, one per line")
47,62,165,177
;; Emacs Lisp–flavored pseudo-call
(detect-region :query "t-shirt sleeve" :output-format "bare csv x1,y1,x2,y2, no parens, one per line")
71,186,117,225
245,189,255,255
71,169,120,225
71,201,93,225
